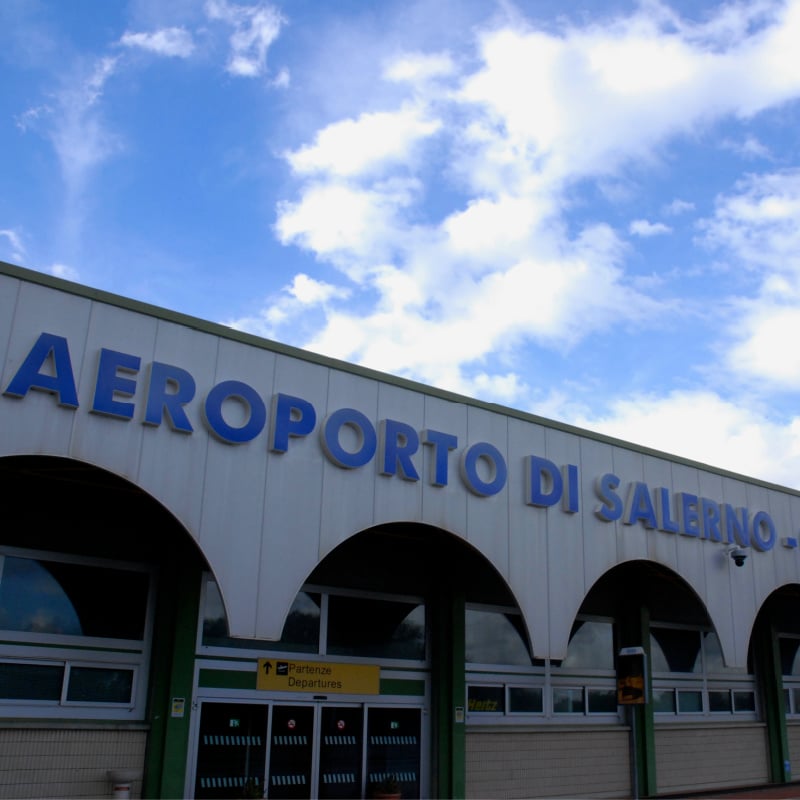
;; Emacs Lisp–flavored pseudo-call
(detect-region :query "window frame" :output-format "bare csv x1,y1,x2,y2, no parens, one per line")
0,545,154,720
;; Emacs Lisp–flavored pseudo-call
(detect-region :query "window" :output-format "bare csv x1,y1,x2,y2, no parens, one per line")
465,608,532,666
650,625,756,718
466,610,618,722
199,577,426,663
0,548,152,719
203,584,321,653
780,637,800,715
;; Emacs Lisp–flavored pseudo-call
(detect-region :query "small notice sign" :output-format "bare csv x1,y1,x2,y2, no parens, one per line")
257,659,380,695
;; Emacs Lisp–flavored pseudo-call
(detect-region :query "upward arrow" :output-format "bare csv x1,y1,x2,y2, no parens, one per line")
263,661,273,675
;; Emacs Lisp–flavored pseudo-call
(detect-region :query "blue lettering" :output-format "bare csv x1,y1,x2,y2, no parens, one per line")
526,456,562,508
3,332,79,408
722,504,749,547
594,473,622,522
92,348,140,419
204,380,266,444
269,393,316,452
701,497,722,542
460,442,507,497
379,419,420,480
321,408,376,469
679,492,700,537
421,429,457,486
751,510,776,551
563,464,580,513
624,482,657,528
144,361,195,432
655,487,679,533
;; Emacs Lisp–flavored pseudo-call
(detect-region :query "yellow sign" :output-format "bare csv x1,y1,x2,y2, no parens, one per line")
257,659,380,695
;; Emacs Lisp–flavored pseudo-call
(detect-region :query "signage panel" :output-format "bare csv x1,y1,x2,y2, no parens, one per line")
257,659,380,695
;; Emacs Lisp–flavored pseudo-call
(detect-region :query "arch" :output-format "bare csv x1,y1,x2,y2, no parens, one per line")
258,521,532,654
552,558,715,662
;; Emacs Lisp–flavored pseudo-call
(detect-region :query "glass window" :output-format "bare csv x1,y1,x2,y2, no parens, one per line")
327,596,425,660
587,688,617,714
467,685,505,714
650,628,702,673
66,666,134,704
0,661,64,701
733,691,756,713
652,689,676,713
562,620,614,671
677,690,703,713
780,638,800,676
553,687,584,714
509,686,543,714
465,609,531,666
0,555,149,640
702,631,728,673
202,582,321,653
709,690,732,712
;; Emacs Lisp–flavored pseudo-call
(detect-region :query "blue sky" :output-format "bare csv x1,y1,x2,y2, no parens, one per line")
3,0,800,487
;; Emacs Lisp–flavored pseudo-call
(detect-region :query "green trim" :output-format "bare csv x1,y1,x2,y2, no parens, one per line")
2,258,797,497
380,678,426,696
619,606,657,798
142,560,202,799
198,668,257,690
432,584,465,799
756,620,790,782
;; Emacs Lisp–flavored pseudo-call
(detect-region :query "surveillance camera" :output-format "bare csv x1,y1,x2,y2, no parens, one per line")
728,546,748,567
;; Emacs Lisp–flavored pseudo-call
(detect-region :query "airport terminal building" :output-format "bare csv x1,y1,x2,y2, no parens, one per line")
2,259,800,799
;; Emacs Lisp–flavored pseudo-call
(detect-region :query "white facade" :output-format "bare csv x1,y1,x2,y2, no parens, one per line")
2,262,798,672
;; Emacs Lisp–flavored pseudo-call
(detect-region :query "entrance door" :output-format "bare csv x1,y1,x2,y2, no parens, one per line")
195,701,422,799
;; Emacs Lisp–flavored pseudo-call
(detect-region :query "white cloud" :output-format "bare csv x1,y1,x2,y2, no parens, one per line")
49,263,80,281
0,229,25,262
629,219,672,237
259,0,800,405
288,105,442,178
205,0,284,78
699,169,800,388
119,27,195,58
663,198,695,216
384,52,456,83
572,390,800,490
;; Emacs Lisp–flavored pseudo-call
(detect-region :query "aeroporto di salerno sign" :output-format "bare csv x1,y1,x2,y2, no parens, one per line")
257,659,381,695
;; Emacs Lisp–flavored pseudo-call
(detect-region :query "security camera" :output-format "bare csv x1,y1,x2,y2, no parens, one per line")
727,546,748,567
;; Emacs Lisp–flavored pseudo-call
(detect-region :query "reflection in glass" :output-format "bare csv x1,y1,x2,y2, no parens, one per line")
733,691,756,712
66,666,134,703
327,596,425,660
562,621,614,671
587,688,617,713
465,609,531,666
202,583,321,653
650,628,702,673
509,686,543,713
708,690,732,712
780,638,800,676
0,556,148,640
652,689,676,713
677,690,703,713
0,661,64,701
553,687,584,714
